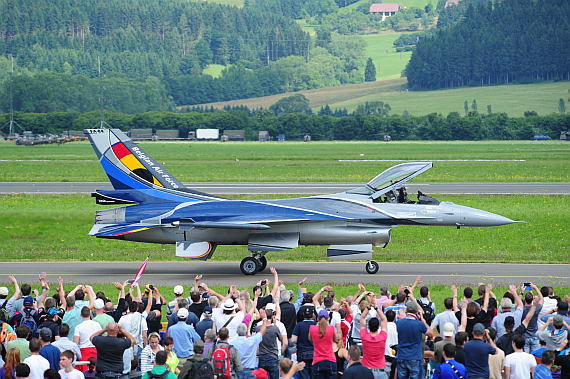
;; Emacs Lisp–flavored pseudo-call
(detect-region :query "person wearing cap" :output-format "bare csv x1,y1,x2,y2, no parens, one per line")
492,285,524,339
37,305,61,343
92,299,114,332
6,325,32,361
434,323,457,365
195,306,214,340
291,303,317,379
359,294,388,379
167,285,187,320
503,334,537,379
536,314,569,351
463,323,497,379
233,309,270,379
177,339,214,379
141,351,177,379
265,301,288,359
38,327,61,370
0,276,21,318
52,324,82,365
23,338,50,379
212,287,246,342
90,322,136,379
256,308,287,379
540,301,570,332
308,309,338,379
206,327,242,379
8,296,40,332
496,297,540,355
168,307,201,368
166,299,200,339
396,299,433,379
431,344,467,379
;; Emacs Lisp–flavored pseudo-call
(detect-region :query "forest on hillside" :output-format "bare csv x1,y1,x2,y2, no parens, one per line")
405,0,570,89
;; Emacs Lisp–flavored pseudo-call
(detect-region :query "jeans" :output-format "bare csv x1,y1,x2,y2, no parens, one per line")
371,369,388,379
313,360,337,379
524,336,540,354
237,369,255,379
396,359,423,379
297,350,313,379
286,339,297,359
258,355,279,379
385,361,393,379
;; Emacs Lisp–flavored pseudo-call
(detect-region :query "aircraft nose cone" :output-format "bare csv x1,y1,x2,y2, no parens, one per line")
460,206,516,227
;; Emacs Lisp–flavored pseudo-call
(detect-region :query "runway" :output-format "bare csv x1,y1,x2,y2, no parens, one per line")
1,182,569,194
1,262,567,287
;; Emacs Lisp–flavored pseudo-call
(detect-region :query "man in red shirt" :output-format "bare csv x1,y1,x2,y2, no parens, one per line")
360,294,388,379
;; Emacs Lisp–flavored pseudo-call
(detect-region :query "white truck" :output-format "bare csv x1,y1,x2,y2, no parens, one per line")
196,129,219,140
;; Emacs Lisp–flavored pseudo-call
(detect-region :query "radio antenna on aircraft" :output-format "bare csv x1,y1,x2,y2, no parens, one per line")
95,56,110,129
1,56,25,139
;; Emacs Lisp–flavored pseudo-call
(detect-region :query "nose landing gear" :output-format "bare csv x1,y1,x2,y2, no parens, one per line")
366,260,379,274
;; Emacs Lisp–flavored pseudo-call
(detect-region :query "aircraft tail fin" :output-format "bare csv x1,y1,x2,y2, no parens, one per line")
84,128,222,202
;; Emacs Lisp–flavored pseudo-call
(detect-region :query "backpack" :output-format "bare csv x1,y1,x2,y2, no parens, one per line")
417,300,434,326
148,370,170,379
0,322,17,344
0,301,8,323
211,344,231,379
190,358,214,379
18,309,38,335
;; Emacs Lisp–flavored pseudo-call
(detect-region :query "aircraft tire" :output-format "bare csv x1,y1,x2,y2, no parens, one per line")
366,261,379,274
257,256,267,272
240,257,259,275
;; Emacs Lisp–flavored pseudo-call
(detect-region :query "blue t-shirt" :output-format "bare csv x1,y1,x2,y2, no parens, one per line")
396,316,428,360
432,360,468,379
195,319,214,340
167,310,200,328
533,364,553,379
464,339,495,378
292,320,316,353
40,344,61,370
532,347,546,358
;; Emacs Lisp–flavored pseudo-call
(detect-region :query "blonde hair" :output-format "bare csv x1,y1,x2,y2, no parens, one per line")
279,358,293,374
334,332,344,349
318,315,328,338
359,300,369,312
244,298,254,314
148,332,161,342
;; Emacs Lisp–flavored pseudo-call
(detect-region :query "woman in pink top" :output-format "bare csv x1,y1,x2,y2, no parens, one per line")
309,310,339,379
360,294,388,379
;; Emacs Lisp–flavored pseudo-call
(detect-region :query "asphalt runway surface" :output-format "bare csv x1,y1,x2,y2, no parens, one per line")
2,182,569,194
1,262,568,287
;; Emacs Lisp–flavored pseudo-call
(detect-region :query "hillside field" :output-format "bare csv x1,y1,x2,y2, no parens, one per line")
197,81,570,117
361,33,412,80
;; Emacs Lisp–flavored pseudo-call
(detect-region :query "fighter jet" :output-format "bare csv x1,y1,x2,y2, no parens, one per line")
85,128,517,275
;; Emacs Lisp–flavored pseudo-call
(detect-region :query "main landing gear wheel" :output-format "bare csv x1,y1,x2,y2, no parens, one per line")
366,260,379,274
240,257,259,275
256,256,268,273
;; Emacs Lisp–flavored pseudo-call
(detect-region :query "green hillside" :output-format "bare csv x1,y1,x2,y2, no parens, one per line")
362,33,412,80
198,80,569,117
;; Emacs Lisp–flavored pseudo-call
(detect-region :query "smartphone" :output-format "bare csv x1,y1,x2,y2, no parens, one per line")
261,280,267,286
127,280,134,284
523,282,531,291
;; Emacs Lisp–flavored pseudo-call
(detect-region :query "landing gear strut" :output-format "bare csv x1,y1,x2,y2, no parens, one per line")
366,260,379,274
240,251,268,275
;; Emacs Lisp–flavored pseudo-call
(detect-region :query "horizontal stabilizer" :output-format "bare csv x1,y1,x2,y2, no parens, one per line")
327,244,373,261
178,219,270,231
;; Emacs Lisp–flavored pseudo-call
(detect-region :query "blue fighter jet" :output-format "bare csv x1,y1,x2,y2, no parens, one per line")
85,128,517,275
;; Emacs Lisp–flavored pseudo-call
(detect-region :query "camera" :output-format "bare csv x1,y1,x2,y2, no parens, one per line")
261,280,267,286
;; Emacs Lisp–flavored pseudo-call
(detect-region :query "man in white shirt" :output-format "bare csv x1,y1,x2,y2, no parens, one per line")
24,338,50,379
118,301,149,355
212,291,245,343
384,309,398,379
58,350,85,379
503,335,537,379
73,306,102,364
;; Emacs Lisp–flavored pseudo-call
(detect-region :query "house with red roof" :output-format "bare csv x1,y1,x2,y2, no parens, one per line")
369,3,401,21
444,0,459,7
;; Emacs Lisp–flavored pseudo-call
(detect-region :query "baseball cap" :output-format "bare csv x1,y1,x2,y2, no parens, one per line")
203,306,213,316
252,368,268,379
279,284,287,292
303,306,313,317
174,285,184,295
473,323,486,335
23,296,34,306
266,303,276,312
504,316,515,327
443,322,455,337
558,302,568,315
318,309,329,319
0,287,8,296
94,298,105,310
178,308,189,319
553,314,564,328
194,340,205,349
47,307,60,317
39,327,52,339
406,300,418,313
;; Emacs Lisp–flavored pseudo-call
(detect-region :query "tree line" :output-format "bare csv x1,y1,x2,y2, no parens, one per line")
4,109,568,142
405,0,570,90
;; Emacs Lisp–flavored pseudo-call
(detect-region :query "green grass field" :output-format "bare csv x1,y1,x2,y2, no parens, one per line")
361,33,412,80
1,140,569,183
203,64,229,78
0,193,568,263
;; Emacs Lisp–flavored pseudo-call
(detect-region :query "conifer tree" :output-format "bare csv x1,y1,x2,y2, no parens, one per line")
364,58,376,82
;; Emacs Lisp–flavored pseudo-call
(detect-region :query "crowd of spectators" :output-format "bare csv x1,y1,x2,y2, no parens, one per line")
0,272,569,379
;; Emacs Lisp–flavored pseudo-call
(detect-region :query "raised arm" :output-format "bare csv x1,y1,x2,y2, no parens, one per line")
481,284,491,313
9,276,20,300
144,289,154,315
522,297,539,328
38,281,50,309
269,267,279,299
360,305,370,331
458,300,468,332
531,283,544,306
57,277,65,305
85,285,96,310
509,285,523,310
194,275,202,292
451,285,459,312
410,275,423,293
